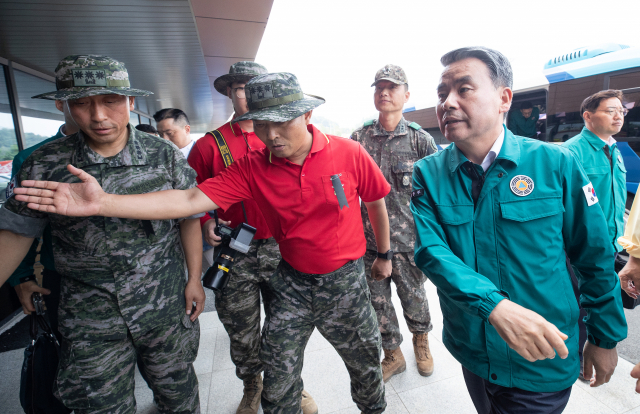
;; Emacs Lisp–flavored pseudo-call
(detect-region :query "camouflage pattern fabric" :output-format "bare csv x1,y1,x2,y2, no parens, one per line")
214,237,281,380
363,250,432,350
213,61,269,95
234,73,325,123
32,55,152,100
371,64,408,87
54,313,201,413
260,258,386,414
351,117,437,253
3,125,202,342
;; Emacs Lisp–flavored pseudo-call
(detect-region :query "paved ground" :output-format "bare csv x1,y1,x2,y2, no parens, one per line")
2,280,640,413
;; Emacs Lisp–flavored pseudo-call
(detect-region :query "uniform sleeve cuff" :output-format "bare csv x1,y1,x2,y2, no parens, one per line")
0,207,47,238
478,291,506,322
587,334,617,350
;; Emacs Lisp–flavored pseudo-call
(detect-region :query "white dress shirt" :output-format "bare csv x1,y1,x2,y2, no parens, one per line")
480,129,505,172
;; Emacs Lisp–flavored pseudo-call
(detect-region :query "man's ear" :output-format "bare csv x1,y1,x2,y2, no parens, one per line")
129,96,135,110
583,111,592,123
303,110,313,125
227,86,233,99
55,100,64,113
499,87,513,116
185,125,191,134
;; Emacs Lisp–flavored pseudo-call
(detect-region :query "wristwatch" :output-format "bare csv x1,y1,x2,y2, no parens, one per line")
377,250,394,260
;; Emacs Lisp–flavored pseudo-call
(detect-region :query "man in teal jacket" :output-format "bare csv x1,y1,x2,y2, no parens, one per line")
8,99,77,340
562,89,628,377
411,46,626,413
507,101,539,138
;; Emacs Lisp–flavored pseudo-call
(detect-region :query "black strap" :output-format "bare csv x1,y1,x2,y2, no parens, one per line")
464,161,485,207
210,128,235,167
209,127,249,224
604,145,614,173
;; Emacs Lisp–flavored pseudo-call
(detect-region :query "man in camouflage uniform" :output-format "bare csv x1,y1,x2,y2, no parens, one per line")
188,62,317,414
15,72,393,414
0,55,204,414
351,64,437,382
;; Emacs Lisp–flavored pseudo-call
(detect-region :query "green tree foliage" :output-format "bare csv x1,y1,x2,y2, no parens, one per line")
0,127,50,162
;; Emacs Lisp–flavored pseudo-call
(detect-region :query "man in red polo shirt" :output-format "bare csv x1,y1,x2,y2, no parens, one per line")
188,61,318,414
15,72,393,414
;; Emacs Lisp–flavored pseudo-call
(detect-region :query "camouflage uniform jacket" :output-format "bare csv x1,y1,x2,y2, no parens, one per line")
351,117,437,253
0,125,202,341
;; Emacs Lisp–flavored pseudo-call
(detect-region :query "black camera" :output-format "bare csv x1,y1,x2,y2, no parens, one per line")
202,214,257,292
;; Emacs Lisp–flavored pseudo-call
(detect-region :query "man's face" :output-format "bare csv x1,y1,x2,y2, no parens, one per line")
374,80,409,113
436,57,511,143
66,94,134,145
253,111,313,159
585,97,624,137
228,82,249,117
156,118,190,145
520,108,533,119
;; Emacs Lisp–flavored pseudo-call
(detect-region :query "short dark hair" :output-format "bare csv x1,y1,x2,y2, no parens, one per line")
520,101,533,110
440,46,513,89
580,90,624,119
135,124,159,135
153,108,190,126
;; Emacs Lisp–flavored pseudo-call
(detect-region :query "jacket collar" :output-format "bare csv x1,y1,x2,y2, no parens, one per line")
268,124,329,165
72,124,148,168
448,125,520,173
371,117,408,137
580,126,611,151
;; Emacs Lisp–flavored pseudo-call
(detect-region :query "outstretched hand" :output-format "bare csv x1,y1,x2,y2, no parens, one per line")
14,164,105,217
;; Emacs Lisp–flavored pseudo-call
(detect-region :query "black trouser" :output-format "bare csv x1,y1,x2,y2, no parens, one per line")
42,268,62,342
462,367,571,414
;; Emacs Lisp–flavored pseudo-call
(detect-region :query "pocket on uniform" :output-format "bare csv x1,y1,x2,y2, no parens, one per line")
391,157,415,190
180,313,200,364
435,204,474,225
321,173,350,205
500,196,564,222
54,341,91,410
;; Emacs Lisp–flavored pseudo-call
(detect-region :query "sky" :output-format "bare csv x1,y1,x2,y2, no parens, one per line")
255,0,640,133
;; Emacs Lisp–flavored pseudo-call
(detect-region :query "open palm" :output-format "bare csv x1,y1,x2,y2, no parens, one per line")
14,165,106,217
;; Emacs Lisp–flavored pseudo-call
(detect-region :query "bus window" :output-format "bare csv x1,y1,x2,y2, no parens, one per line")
546,74,606,142
508,89,547,141
609,70,640,156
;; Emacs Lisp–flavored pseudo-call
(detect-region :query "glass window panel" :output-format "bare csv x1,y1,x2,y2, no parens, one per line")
0,67,18,203
14,70,63,147
129,112,140,126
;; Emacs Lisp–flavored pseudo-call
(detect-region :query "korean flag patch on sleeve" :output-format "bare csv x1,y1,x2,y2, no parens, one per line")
5,176,16,200
582,182,599,206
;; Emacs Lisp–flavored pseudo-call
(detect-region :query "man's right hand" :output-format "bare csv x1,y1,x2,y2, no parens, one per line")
14,164,105,217
488,299,569,362
619,255,640,299
14,281,50,314
202,218,231,247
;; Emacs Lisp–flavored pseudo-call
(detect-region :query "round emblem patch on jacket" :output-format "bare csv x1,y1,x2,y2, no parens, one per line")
510,175,534,196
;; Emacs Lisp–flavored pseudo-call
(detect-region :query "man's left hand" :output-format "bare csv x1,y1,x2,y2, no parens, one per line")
371,257,392,281
185,279,206,322
619,255,640,299
583,341,617,387
630,361,640,392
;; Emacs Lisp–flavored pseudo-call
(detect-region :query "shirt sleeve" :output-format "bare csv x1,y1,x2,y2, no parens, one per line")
619,191,640,258
187,138,214,226
355,143,390,202
562,151,627,348
197,155,253,211
170,144,204,220
410,160,505,322
0,154,49,238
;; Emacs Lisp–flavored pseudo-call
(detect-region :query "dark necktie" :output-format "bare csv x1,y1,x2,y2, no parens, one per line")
464,161,485,207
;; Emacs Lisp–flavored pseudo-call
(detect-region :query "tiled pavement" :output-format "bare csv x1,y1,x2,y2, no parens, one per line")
2,280,640,413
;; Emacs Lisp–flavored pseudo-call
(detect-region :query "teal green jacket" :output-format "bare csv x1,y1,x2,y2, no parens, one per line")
508,107,539,138
410,127,626,392
7,129,64,286
563,127,626,252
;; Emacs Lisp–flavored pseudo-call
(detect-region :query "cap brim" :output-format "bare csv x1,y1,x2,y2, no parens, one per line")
370,78,406,87
32,87,153,101
234,95,325,123
213,74,259,96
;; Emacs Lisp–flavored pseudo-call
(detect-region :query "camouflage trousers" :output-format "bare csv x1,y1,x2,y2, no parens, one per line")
363,250,432,350
54,314,201,414
260,258,386,414
214,237,280,380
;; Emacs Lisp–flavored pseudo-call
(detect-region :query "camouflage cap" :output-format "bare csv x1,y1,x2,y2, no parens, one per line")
371,64,408,87
234,73,325,123
32,55,152,101
213,61,268,96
